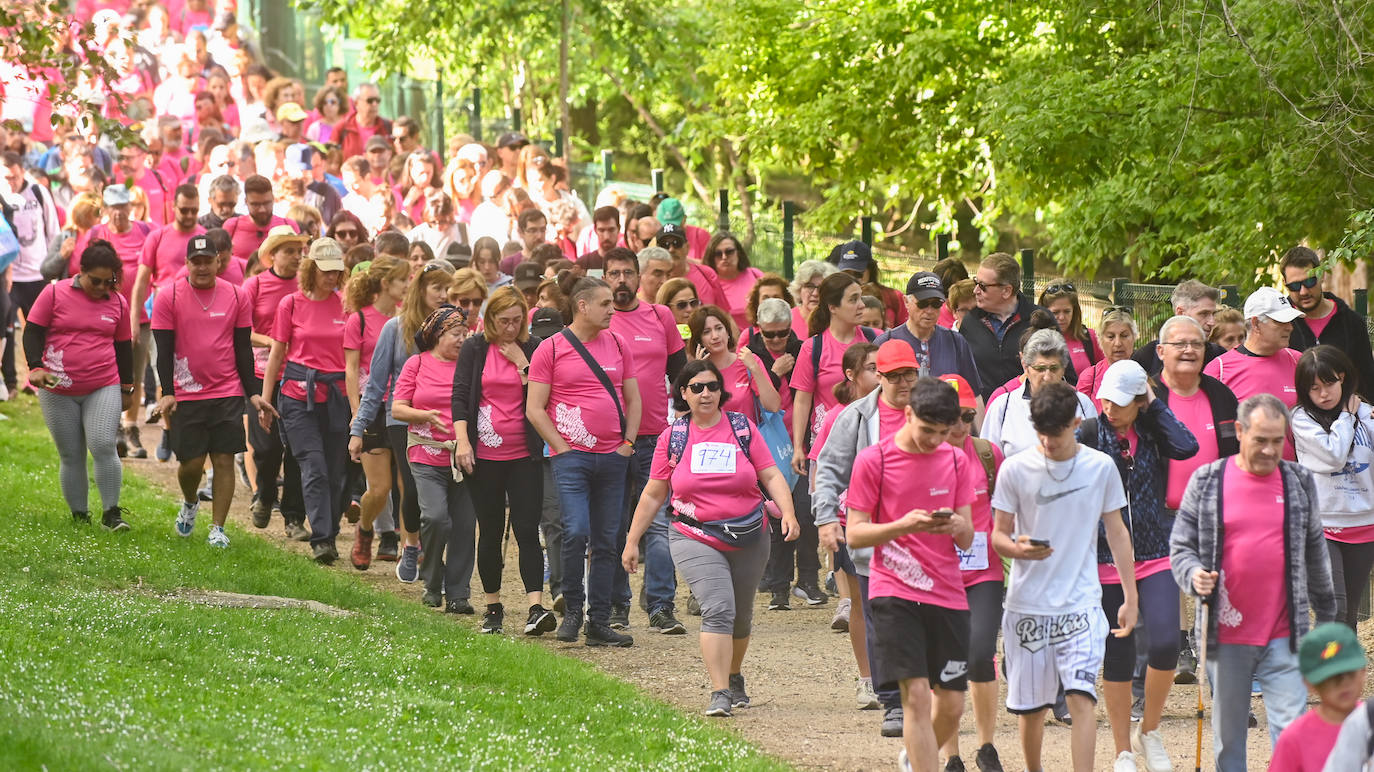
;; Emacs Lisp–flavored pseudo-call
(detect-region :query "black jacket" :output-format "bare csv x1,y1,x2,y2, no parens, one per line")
957,293,1045,401
1287,293,1374,403
1132,339,1224,377
1151,374,1239,459
745,327,803,391
451,334,544,459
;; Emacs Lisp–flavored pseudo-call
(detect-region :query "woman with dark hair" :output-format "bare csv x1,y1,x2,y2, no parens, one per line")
453,287,556,635
1039,281,1103,380
931,257,969,329
1293,344,1374,629
704,232,763,331
326,210,367,251
470,236,511,293
392,304,478,613
398,150,443,225
622,358,799,717
658,278,700,328
306,85,349,144
24,240,135,530
687,305,781,424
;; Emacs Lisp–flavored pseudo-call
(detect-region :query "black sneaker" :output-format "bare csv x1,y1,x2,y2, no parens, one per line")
101,506,131,532
445,599,475,615
1176,638,1198,685
480,604,504,634
881,706,904,737
649,608,687,635
825,570,838,595
585,621,633,647
975,743,1004,772
608,603,631,630
945,758,966,772
375,531,400,561
704,689,733,717
728,673,750,708
792,583,828,606
421,591,442,608
524,605,557,636
555,610,584,642
284,521,310,542
312,542,336,564
768,590,791,610
72,510,91,524
250,497,271,529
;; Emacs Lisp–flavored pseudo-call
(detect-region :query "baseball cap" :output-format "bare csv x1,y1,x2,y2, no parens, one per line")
102,185,131,207
275,102,308,124
834,240,872,274
657,223,687,248
1299,622,1366,685
875,340,919,374
937,374,977,409
497,132,530,150
456,143,487,165
530,307,564,339
364,135,390,153
513,261,543,292
906,271,945,301
350,260,372,277
284,143,316,173
1096,360,1149,407
1244,286,1304,324
655,198,686,227
186,234,217,260
308,237,346,272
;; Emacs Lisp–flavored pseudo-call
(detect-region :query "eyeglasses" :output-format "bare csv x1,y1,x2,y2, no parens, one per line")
1160,341,1205,351
1044,282,1076,295
759,329,790,340
960,410,976,424
800,282,822,292
1285,276,1318,292
85,275,118,288
363,97,380,105
686,381,722,394
914,298,943,310
452,297,481,309
674,298,700,312
881,370,919,384
605,269,636,280
1027,363,1063,373
177,206,197,214
713,247,738,258
333,229,360,239
1120,448,1135,471
973,279,1006,292
1103,305,1134,315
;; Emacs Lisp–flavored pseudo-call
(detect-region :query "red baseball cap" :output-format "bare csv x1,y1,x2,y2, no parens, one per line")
937,373,977,409
875,340,920,373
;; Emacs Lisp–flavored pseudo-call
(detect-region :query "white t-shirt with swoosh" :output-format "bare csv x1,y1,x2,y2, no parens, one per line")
992,445,1127,615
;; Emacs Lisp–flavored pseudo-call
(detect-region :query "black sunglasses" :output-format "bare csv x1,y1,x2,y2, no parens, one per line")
85,275,119,288
973,279,1005,292
960,410,975,424
1045,282,1076,295
915,298,944,310
674,298,700,312
759,329,790,340
363,97,380,104
686,381,722,394
1285,276,1318,293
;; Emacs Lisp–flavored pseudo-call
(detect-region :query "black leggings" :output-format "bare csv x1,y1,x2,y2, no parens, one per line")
1327,538,1374,630
387,424,422,534
467,455,544,595
967,580,1003,683
1102,570,1180,681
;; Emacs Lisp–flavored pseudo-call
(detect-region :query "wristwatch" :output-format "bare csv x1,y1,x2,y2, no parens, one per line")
120,386,135,395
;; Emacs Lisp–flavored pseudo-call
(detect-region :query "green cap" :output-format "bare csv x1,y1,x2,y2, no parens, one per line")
1299,622,1366,685
655,197,685,226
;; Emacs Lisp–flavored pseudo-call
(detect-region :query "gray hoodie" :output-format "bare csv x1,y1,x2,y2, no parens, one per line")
812,389,891,575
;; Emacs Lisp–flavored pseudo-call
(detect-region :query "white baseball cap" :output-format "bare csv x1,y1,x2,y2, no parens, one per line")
1244,286,1304,324
1096,360,1149,408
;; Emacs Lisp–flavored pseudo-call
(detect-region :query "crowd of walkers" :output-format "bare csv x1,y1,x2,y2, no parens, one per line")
8,3,1374,771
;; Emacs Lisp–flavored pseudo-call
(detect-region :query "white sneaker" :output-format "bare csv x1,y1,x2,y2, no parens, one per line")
857,677,880,710
207,525,229,549
174,501,198,537
832,597,851,631
1113,751,1138,772
1132,726,1172,772
897,748,912,772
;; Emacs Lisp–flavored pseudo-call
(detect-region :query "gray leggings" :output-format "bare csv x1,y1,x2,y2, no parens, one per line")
669,527,770,637
38,385,123,513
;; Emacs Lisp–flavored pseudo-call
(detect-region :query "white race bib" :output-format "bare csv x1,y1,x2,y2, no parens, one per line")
690,442,737,474
957,532,989,572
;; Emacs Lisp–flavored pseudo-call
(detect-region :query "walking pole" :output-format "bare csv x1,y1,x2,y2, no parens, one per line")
1194,598,1210,772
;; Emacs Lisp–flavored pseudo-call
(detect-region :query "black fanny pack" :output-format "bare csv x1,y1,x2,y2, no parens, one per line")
672,505,765,549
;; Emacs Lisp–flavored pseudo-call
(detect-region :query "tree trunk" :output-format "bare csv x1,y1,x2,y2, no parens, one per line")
723,139,756,248
559,0,571,164
600,67,713,205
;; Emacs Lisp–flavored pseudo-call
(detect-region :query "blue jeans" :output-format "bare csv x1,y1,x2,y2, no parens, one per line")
551,449,630,624
1205,637,1306,772
613,435,676,613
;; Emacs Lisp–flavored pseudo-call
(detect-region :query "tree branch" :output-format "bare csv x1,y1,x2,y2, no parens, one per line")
599,66,714,204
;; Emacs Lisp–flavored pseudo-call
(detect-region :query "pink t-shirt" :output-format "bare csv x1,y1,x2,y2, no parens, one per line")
343,305,390,386
846,440,977,609
988,376,1023,406
809,403,845,463
88,221,152,324
476,346,529,461
129,169,168,225
271,291,347,403
151,278,251,401
959,435,1005,587
529,330,636,454
1076,359,1110,401
243,270,298,377
718,267,763,330
393,352,458,466
1306,304,1337,339
790,305,809,339
1204,347,1301,459
686,261,729,311
140,223,207,290
1166,388,1222,509
225,215,297,262
26,279,132,396
1218,458,1291,646
719,356,761,423
651,415,776,549
1065,330,1103,378
936,304,956,330
877,396,906,440
609,301,683,438
1267,703,1349,772
794,329,859,443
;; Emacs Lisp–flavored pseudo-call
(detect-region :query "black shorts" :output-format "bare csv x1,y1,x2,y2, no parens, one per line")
833,542,856,575
360,410,389,452
870,596,971,692
169,396,247,459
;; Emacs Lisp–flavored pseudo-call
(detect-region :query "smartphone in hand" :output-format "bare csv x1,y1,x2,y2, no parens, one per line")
1028,538,1051,548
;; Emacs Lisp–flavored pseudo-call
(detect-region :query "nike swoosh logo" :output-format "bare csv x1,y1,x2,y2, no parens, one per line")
1035,487,1085,506
939,661,968,682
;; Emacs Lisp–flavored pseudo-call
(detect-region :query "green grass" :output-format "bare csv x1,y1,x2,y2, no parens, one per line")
0,400,790,771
